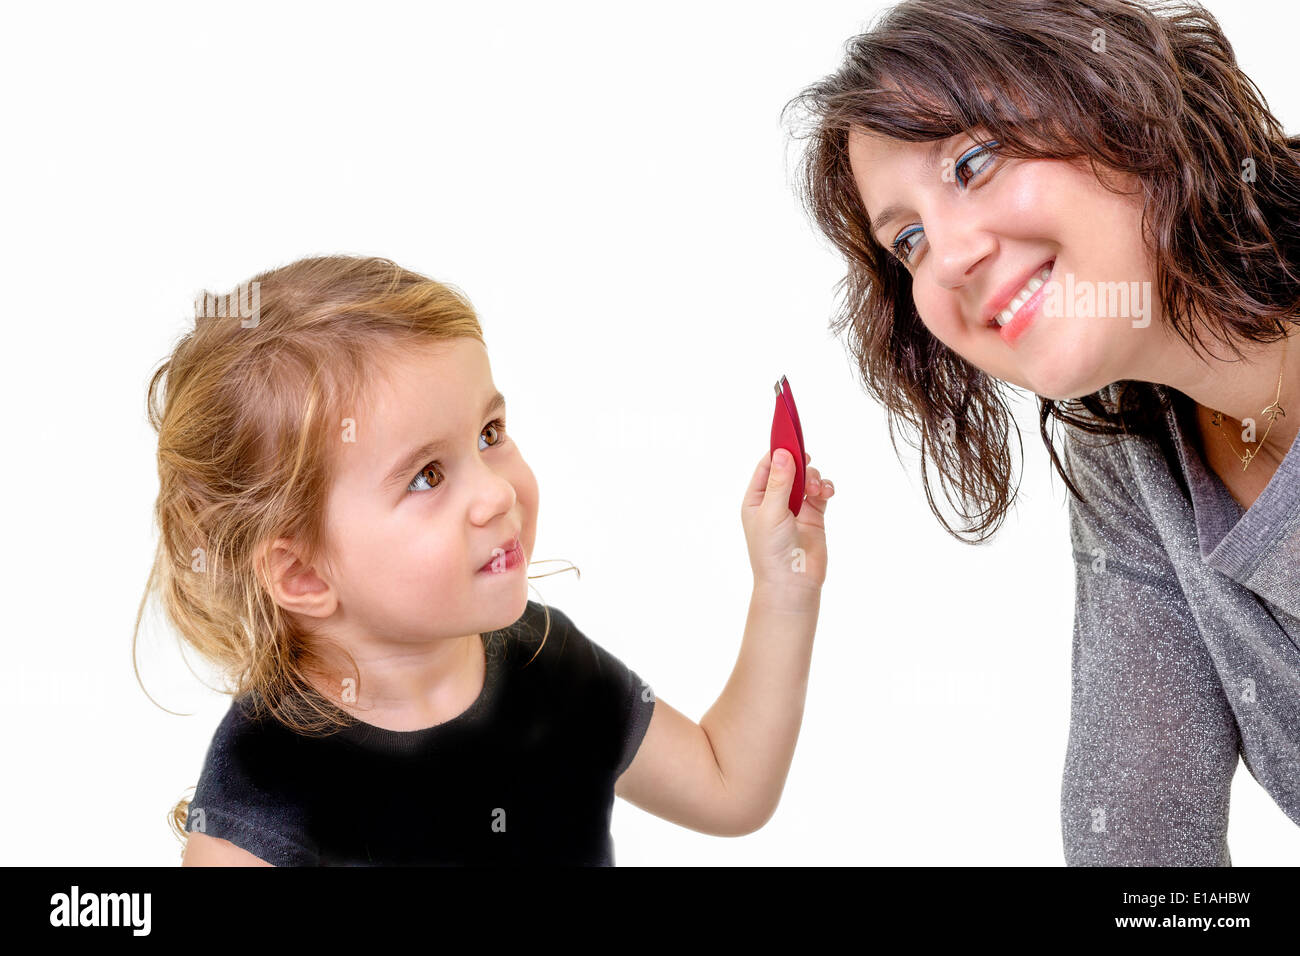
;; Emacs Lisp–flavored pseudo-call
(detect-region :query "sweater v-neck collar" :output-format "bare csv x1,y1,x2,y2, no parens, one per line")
1165,385,1300,617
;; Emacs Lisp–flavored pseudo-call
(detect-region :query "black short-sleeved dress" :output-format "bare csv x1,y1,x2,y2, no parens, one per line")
183,601,656,865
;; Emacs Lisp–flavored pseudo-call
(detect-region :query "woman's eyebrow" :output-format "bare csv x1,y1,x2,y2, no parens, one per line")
866,137,956,241
381,390,507,488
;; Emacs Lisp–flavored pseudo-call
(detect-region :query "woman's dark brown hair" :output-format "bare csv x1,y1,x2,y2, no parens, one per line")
782,0,1300,542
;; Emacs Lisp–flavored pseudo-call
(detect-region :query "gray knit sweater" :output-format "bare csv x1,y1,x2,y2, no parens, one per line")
1061,382,1300,865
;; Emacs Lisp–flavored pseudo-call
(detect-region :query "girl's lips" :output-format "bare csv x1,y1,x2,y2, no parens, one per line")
478,539,522,573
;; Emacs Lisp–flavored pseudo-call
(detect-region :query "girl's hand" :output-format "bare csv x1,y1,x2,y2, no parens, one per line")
741,448,833,603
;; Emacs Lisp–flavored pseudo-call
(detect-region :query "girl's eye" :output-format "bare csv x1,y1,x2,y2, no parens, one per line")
407,418,508,493
890,140,1000,264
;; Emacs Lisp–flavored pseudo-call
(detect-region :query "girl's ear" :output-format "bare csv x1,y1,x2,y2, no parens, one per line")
261,537,337,619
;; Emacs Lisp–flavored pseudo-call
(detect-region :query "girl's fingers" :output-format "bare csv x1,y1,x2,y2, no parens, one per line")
747,450,818,508
806,466,831,496
807,474,833,497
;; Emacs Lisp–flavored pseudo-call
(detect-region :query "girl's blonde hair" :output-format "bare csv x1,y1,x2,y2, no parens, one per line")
136,255,574,853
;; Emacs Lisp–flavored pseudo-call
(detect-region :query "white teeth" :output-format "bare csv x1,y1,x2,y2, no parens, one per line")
995,266,1053,327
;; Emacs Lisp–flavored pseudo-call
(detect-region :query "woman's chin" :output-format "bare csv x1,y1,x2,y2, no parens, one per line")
1016,335,1109,402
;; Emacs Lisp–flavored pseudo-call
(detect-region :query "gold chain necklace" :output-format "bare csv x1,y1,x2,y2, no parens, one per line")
1208,335,1289,472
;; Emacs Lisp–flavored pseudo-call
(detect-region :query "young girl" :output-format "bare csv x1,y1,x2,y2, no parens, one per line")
784,0,1300,864
140,254,835,865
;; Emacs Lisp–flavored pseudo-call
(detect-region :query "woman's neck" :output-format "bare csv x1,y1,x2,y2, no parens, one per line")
1156,325,1300,469
1191,398,1284,511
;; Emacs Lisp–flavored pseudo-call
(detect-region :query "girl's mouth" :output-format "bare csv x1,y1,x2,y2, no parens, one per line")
477,539,523,574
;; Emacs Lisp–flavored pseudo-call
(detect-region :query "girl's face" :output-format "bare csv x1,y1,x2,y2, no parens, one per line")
317,337,538,644
847,128,1169,401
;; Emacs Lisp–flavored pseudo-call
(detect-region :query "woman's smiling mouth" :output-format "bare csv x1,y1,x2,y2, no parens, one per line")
984,258,1055,329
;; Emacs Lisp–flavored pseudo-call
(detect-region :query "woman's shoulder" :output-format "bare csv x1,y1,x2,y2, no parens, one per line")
1058,382,1191,545
1062,381,1182,476
1060,384,1202,571
1061,386,1132,482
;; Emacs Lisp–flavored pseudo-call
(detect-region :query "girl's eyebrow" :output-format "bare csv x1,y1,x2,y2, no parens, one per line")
866,137,956,242
380,390,507,488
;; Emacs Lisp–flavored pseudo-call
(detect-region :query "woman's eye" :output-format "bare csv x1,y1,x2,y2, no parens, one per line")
890,140,1000,264
407,418,508,493
953,141,997,186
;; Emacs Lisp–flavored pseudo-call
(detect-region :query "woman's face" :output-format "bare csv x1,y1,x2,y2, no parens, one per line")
847,128,1166,400
312,337,539,646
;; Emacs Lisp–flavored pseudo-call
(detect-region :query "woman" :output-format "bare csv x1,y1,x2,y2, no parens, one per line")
783,0,1300,865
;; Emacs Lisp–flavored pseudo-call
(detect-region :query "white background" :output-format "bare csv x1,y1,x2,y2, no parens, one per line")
3,0,1299,865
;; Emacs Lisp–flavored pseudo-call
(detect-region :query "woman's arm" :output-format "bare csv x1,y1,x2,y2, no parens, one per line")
1060,430,1240,865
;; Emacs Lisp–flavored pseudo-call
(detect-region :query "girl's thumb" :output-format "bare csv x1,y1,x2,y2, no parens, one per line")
769,448,792,483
